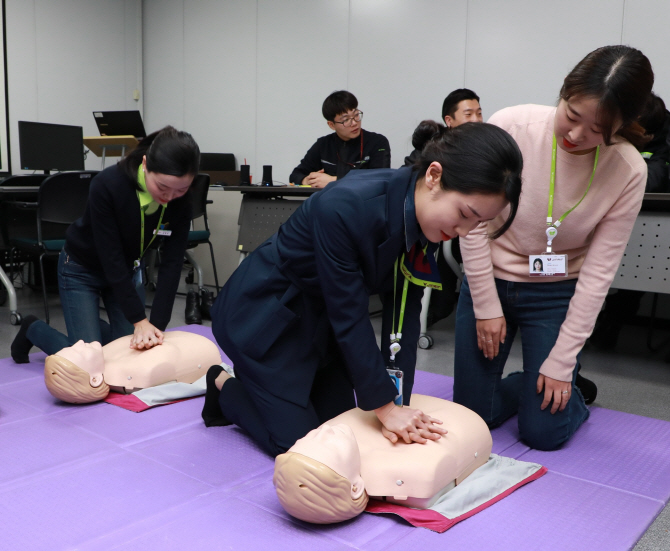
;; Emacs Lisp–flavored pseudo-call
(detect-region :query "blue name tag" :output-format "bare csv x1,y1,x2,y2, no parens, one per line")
386,368,404,406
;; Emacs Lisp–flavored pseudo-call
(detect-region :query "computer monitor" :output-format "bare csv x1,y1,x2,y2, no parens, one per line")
92,110,146,138
18,121,85,174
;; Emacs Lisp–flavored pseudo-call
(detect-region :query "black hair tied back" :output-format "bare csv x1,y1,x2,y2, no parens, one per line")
411,119,448,152
410,120,524,239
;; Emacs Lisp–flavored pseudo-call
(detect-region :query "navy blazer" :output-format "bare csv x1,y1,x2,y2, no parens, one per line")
212,167,428,411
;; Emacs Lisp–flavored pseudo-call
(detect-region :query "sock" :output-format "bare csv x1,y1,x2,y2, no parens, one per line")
202,364,232,427
11,315,38,364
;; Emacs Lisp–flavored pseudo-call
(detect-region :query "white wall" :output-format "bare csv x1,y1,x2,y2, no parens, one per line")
6,0,142,173
141,0,670,285
142,0,670,183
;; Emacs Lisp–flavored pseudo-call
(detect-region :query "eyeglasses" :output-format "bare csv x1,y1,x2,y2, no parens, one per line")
333,111,363,127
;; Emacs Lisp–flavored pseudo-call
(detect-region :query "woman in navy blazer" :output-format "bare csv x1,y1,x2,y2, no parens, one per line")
204,121,524,457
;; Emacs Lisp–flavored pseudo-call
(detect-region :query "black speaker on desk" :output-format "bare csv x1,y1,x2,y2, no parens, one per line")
262,165,273,187
240,164,251,185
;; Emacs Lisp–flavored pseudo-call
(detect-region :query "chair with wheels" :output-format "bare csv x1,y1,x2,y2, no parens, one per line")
183,173,220,324
0,174,48,324
200,153,236,171
184,173,220,292
199,153,240,186
8,171,98,324
418,239,464,349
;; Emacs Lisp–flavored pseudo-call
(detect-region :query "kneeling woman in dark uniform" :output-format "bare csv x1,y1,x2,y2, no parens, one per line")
11,126,200,361
203,121,523,457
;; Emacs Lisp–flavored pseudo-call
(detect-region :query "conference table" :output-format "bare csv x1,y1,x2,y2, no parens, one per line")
223,184,319,263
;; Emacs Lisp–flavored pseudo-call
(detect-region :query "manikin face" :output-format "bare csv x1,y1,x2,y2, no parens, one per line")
327,109,362,141
414,162,508,243
142,156,193,205
57,340,105,387
290,424,365,499
445,99,483,127
554,96,621,155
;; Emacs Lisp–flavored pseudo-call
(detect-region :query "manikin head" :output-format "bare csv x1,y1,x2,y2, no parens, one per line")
44,340,110,404
273,424,368,524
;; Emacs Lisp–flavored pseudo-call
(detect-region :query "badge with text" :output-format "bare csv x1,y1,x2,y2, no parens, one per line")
529,254,567,277
153,223,172,237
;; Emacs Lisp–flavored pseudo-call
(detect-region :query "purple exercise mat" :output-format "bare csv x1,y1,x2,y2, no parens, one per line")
0,325,669,550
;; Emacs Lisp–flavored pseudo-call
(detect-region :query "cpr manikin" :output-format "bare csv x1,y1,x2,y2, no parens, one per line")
44,331,222,403
273,394,492,524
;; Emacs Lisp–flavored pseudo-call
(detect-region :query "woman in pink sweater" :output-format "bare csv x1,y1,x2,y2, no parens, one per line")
453,45,654,450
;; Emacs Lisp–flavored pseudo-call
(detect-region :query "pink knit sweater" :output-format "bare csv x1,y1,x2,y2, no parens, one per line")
461,104,647,382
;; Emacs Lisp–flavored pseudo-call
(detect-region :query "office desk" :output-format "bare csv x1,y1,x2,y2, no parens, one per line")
0,186,40,324
224,185,319,262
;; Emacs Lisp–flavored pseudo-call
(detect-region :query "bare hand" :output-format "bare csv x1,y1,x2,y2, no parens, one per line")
130,319,164,350
375,402,447,444
304,169,336,188
476,317,506,359
537,373,571,414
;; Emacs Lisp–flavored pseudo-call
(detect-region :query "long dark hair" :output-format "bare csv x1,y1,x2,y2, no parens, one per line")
119,125,200,183
560,45,654,148
412,120,523,239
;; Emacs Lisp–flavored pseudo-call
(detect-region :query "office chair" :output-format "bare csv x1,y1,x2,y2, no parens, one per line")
199,153,236,171
9,171,98,323
418,239,463,349
180,173,220,324
184,173,220,291
0,174,49,324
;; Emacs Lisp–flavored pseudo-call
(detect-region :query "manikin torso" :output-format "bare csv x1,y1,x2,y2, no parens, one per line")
292,394,492,508
57,331,222,392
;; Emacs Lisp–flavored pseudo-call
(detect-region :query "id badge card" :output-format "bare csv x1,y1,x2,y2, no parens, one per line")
386,368,404,406
154,226,172,237
529,254,567,277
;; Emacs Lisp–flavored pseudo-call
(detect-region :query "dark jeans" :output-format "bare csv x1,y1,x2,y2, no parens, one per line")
219,349,356,457
453,276,590,451
27,248,144,355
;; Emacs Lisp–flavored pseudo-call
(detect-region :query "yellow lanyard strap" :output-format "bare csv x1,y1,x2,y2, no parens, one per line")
390,257,410,362
547,134,600,228
135,196,167,268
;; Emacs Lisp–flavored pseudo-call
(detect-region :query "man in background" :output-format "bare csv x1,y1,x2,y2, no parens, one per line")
289,90,391,188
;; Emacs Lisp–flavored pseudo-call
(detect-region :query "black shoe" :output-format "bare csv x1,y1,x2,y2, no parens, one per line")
200,288,214,321
202,365,231,427
588,316,621,350
576,373,598,405
185,290,202,325
11,315,39,364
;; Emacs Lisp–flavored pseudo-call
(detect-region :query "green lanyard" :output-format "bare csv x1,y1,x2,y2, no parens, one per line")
134,165,167,269
136,198,167,268
135,165,167,268
546,134,599,251
389,257,410,362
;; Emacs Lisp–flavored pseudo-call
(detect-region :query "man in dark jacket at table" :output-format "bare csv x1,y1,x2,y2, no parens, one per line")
289,90,390,188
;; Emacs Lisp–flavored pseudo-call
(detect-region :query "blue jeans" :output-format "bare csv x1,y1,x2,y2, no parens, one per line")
27,248,145,356
453,276,590,451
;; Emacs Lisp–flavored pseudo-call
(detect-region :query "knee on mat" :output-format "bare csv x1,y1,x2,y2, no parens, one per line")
453,393,506,430
518,415,571,451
